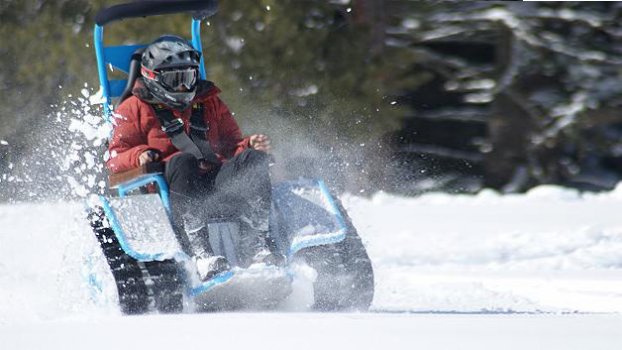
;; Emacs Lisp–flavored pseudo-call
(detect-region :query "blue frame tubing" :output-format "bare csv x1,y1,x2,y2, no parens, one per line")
192,19,207,80
116,173,171,215
99,195,170,262
286,180,349,258
93,25,112,121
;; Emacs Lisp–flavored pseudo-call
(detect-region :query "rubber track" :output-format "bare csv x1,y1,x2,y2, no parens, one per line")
88,207,184,314
294,194,375,311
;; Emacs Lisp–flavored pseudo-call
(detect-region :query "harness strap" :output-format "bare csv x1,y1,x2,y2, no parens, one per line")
188,103,220,164
152,104,220,164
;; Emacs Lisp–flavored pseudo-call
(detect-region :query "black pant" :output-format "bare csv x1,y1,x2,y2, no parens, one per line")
165,149,272,239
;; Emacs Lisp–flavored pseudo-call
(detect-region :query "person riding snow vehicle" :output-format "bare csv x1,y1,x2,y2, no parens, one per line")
107,35,282,282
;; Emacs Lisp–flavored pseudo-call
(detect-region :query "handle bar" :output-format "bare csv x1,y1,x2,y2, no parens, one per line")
94,0,217,26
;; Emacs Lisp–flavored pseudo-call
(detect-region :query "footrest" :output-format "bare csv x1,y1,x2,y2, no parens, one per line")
190,265,292,311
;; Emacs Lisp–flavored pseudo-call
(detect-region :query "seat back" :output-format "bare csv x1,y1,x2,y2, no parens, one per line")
117,48,145,106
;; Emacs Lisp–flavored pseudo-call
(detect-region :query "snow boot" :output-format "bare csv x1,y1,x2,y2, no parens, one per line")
183,212,231,281
193,254,230,281
250,247,285,267
239,214,284,267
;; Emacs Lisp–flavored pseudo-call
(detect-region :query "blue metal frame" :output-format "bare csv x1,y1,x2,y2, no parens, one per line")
115,173,172,215
100,195,173,262
188,271,235,297
94,25,112,120
188,265,294,297
192,19,207,80
287,180,348,257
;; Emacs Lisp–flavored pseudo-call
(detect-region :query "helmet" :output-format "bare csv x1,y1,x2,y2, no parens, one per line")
141,35,201,110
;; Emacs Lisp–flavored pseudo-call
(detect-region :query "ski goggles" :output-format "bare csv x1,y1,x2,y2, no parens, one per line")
157,68,198,91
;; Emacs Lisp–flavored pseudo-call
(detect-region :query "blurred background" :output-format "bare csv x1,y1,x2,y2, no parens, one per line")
1,0,622,202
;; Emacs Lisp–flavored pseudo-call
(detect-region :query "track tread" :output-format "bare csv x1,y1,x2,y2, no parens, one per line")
88,207,184,314
294,194,375,311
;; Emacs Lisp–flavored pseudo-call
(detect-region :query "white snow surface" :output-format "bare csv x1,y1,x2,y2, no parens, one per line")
1,185,622,349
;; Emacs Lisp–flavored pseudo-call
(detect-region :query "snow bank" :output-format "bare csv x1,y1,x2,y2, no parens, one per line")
343,184,622,313
0,202,117,325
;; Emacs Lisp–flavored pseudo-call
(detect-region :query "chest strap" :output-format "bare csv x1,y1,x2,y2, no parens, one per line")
152,103,220,164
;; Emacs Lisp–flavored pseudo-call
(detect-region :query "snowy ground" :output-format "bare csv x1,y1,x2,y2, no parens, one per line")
1,185,622,349
2,313,621,350
344,186,622,314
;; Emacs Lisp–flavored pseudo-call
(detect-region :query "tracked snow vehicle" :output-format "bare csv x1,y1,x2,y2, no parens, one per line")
86,0,373,314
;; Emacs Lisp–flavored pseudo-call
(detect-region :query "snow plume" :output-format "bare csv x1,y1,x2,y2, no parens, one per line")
231,104,345,191
250,110,379,195
0,84,374,203
0,86,110,203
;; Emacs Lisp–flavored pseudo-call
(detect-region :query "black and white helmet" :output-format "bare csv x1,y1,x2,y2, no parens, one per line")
141,35,201,110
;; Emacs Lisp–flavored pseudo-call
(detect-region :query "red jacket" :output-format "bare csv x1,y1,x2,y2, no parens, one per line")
107,80,250,174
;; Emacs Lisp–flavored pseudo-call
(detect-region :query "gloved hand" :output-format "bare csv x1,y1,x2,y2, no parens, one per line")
249,134,272,153
138,149,160,165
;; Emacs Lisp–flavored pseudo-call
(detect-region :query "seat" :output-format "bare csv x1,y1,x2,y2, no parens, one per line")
117,48,145,107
